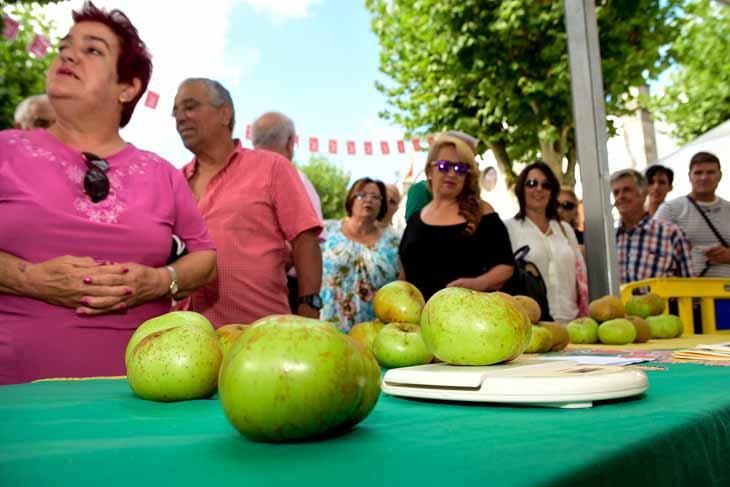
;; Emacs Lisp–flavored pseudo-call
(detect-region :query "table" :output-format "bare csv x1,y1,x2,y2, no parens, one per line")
2,351,730,486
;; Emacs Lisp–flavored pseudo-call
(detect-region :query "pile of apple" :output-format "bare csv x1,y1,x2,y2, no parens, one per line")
513,295,570,354
350,282,538,367
125,312,380,443
566,293,684,346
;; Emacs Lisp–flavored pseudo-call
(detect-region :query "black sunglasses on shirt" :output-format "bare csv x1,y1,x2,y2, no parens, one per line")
558,200,577,211
82,152,110,203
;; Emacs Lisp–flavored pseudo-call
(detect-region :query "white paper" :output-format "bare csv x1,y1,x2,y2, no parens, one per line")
539,355,652,366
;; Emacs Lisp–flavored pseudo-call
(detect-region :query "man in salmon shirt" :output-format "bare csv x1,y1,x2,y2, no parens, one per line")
173,78,323,325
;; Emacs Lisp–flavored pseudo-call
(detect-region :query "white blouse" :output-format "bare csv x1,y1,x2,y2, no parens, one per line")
505,217,580,322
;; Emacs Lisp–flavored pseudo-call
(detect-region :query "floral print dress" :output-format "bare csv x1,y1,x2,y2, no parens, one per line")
320,219,401,332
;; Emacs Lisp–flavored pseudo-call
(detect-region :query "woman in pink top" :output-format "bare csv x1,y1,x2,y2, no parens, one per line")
0,3,216,385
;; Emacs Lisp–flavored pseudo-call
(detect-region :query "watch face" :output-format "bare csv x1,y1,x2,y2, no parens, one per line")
311,295,323,309
301,294,323,309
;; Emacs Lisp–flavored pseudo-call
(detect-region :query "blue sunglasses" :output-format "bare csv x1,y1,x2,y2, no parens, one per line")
432,160,469,176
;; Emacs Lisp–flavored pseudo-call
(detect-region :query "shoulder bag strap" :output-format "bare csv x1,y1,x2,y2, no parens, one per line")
686,196,729,247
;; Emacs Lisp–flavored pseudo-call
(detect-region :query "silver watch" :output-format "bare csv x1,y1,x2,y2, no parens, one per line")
166,265,179,296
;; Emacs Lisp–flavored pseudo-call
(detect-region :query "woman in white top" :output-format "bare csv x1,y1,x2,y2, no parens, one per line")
505,162,587,322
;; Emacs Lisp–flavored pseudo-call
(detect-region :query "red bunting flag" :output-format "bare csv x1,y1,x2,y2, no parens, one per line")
328,139,337,154
397,140,406,154
309,137,319,152
364,141,373,155
143,91,159,109
245,124,252,140
346,141,356,155
294,134,299,146
27,34,51,58
380,141,390,155
412,138,421,151
427,135,435,147
3,15,20,40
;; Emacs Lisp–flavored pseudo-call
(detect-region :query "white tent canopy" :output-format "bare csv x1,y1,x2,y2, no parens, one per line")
657,119,730,201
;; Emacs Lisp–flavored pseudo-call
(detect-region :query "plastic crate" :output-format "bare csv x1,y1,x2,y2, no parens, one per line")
620,277,730,334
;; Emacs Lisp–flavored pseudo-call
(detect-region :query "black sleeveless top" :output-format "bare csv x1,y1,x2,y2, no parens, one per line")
399,211,515,300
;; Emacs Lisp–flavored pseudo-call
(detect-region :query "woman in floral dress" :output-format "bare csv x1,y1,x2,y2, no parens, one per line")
320,178,400,332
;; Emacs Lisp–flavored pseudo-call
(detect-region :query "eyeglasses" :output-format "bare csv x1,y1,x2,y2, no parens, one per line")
525,178,552,191
558,200,577,211
82,152,110,203
432,160,469,176
354,191,382,201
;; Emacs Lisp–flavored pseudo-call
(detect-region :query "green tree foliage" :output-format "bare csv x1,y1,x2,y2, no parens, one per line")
0,4,56,129
652,0,730,144
366,0,678,186
297,155,351,220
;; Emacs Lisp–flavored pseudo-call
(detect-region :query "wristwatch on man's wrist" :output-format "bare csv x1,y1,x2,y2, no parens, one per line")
166,265,179,296
297,293,323,310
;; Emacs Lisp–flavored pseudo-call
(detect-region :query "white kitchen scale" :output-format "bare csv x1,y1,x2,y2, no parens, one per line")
381,357,648,409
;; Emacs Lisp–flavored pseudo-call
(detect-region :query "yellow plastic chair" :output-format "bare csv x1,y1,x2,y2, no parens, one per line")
620,277,730,334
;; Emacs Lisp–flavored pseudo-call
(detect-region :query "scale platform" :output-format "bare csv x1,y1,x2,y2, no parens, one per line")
381,357,648,408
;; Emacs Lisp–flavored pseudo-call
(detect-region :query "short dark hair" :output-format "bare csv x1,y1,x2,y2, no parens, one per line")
514,161,561,221
344,177,388,221
645,164,674,185
689,151,721,172
72,1,152,127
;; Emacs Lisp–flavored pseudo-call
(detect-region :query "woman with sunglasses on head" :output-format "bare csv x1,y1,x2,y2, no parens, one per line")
320,178,401,332
399,135,515,301
0,2,216,385
505,162,588,322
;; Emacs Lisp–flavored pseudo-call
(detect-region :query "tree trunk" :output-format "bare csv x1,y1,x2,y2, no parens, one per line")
487,140,516,188
538,138,564,184
564,144,577,188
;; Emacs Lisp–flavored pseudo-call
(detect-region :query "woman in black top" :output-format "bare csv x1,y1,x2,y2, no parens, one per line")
399,134,515,300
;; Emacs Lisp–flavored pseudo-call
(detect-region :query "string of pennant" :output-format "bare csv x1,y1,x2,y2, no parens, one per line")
4,14,435,160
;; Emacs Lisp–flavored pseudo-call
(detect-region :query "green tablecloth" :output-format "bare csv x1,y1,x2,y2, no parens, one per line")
2,363,730,486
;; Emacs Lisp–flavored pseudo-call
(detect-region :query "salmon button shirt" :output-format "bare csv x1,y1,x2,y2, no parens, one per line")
182,141,323,326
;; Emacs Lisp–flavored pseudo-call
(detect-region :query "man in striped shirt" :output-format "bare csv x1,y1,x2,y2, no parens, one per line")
611,169,694,283
655,152,730,277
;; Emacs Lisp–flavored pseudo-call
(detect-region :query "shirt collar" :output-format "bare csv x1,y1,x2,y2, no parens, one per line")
618,212,651,235
183,138,242,181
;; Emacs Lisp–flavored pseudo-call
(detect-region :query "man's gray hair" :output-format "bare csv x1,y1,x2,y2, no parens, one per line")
14,94,49,126
179,78,235,131
610,168,648,194
252,112,295,149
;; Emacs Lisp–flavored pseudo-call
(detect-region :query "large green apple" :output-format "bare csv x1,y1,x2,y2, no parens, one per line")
125,311,214,367
372,322,433,368
348,320,385,353
373,281,425,324
420,288,531,365
218,315,381,442
566,317,599,344
127,325,222,401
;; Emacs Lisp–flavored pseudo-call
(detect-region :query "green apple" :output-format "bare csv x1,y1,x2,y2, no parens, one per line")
216,324,250,357
647,314,684,339
566,317,599,344
372,322,433,368
625,294,666,318
126,311,214,367
348,320,385,353
598,318,637,345
127,325,222,401
524,325,552,353
373,281,425,324
420,288,531,365
538,322,570,351
218,315,380,442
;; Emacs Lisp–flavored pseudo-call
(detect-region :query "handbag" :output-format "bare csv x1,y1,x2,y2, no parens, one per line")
687,196,729,276
503,245,553,321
